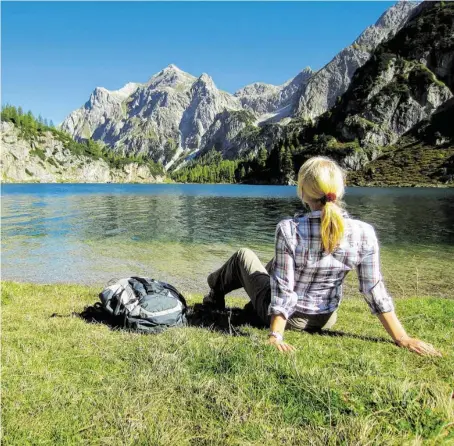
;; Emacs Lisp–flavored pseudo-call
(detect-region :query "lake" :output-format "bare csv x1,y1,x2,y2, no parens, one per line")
2,184,454,296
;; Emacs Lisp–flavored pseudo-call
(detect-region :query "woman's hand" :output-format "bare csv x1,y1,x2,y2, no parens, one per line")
378,312,442,357
267,335,296,353
396,336,442,357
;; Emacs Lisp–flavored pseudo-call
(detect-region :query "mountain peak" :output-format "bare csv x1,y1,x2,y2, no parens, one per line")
198,73,214,84
147,64,196,89
164,63,182,72
355,0,418,50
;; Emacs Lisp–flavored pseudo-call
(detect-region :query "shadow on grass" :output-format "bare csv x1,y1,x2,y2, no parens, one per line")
317,330,393,345
63,302,264,336
54,301,392,345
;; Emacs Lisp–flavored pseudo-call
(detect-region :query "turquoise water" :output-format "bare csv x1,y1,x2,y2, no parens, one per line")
1,184,454,293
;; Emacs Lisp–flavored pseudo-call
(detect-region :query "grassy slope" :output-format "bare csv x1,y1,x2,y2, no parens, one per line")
348,140,454,187
2,281,453,445
348,100,454,187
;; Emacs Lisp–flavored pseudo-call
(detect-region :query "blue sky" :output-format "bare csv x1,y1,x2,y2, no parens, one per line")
2,1,395,124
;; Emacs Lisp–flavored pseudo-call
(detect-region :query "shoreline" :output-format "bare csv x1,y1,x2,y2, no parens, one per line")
1,180,453,188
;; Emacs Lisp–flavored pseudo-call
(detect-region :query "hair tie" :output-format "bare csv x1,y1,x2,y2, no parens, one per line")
320,192,337,205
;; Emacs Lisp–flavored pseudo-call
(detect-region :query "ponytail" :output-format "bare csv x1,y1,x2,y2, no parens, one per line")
297,156,346,253
321,201,345,253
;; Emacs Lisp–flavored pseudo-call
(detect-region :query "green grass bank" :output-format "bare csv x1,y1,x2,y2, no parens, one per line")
2,281,453,445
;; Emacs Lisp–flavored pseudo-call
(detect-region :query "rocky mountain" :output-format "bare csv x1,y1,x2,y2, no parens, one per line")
1,121,164,183
348,98,454,186
173,1,454,187
61,65,242,166
234,67,314,123
317,0,454,148
61,1,417,166
294,0,419,120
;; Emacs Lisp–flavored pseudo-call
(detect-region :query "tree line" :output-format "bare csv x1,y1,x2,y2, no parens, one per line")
170,130,365,185
171,143,297,185
171,150,239,183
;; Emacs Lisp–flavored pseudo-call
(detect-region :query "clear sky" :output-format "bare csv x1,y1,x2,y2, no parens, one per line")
2,1,395,124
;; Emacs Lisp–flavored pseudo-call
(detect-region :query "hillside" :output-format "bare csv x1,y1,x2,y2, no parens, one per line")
1,107,165,183
348,99,454,186
315,0,454,186
318,0,453,148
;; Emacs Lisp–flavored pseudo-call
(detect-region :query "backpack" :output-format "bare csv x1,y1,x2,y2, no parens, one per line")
99,276,188,333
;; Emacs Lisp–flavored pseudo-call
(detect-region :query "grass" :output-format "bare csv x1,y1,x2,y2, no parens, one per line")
2,281,453,445
348,140,454,187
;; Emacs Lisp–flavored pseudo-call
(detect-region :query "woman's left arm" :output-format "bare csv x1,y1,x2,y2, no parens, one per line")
358,227,442,357
378,311,442,356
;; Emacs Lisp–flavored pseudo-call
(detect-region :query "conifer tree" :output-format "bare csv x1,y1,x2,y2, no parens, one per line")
257,146,268,167
240,165,246,179
281,146,294,181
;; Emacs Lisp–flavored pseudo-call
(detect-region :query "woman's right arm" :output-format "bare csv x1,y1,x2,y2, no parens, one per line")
268,222,298,352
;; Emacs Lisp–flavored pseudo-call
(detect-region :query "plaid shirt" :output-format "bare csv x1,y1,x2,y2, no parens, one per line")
269,210,394,319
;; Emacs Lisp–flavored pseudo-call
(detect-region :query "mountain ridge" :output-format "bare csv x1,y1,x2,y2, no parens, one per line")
61,1,418,166
171,1,454,187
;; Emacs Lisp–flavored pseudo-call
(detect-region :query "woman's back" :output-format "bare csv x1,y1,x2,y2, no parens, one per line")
271,210,394,316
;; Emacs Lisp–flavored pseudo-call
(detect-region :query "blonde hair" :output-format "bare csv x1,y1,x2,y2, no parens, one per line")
297,157,346,253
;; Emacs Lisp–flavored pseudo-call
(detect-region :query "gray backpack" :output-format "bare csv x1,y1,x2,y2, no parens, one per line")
99,276,188,333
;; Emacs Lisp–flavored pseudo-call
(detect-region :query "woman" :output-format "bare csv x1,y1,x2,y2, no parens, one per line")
204,156,441,356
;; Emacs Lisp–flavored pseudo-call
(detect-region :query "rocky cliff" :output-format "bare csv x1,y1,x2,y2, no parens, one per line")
61,65,242,165
234,67,314,123
61,1,417,165
320,1,454,148
1,121,164,183
346,95,454,186
294,1,418,120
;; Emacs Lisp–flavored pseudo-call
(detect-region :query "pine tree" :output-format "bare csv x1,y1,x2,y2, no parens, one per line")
281,146,294,183
278,145,286,170
257,146,268,168
9,106,18,125
240,165,246,179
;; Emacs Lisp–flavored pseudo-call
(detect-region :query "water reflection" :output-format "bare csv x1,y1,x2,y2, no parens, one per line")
1,184,454,293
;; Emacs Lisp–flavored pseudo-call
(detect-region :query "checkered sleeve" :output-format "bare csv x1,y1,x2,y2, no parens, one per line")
356,226,395,315
269,222,299,320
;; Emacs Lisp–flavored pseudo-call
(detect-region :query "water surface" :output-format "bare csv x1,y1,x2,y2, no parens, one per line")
2,184,454,295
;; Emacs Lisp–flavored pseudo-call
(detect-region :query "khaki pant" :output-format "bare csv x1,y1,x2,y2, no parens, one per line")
207,248,337,331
